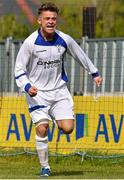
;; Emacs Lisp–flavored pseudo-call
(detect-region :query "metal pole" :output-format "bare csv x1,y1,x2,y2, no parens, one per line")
93,42,98,94
70,57,75,95
102,42,107,94
120,42,124,93
111,41,116,93
10,43,15,92
5,37,12,92
83,40,89,95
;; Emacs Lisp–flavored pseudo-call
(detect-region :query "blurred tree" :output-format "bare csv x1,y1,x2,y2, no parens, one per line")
96,0,124,38
57,5,82,39
0,15,30,40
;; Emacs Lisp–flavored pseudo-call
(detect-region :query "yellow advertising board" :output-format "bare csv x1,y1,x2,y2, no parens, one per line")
0,95,124,154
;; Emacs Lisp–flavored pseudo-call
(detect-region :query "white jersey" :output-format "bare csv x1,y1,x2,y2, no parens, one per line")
15,29,99,92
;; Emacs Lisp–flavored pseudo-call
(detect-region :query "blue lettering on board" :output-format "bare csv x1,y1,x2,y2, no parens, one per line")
110,114,124,143
6,114,20,140
76,114,84,140
6,113,124,143
20,114,32,141
95,114,109,142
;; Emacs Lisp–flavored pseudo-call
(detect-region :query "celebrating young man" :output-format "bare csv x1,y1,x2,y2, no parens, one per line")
15,2,102,177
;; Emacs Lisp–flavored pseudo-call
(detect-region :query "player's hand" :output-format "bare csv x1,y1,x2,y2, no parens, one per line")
94,76,103,87
28,86,38,97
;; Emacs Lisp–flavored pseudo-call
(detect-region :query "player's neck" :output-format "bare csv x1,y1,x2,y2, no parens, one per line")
41,30,55,41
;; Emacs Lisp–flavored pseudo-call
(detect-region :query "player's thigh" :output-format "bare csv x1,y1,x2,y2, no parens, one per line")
51,97,74,133
26,91,51,124
51,98,74,120
51,86,74,120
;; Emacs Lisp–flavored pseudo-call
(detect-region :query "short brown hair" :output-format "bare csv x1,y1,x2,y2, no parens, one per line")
38,2,59,15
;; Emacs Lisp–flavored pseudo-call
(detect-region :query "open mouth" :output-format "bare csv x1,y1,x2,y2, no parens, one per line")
46,25,55,29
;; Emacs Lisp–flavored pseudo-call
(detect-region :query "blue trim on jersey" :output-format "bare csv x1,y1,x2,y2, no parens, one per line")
29,105,48,113
61,59,68,82
15,73,26,79
25,83,32,93
92,71,99,78
34,29,67,50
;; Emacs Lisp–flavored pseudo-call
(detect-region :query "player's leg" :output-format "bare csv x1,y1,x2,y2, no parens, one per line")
35,121,50,168
26,92,51,176
35,120,51,176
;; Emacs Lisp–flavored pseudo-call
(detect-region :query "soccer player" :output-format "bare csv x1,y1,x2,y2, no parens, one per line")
15,2,102,177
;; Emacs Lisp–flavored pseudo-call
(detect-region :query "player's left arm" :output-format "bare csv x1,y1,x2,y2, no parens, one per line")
93,76,103,87
66,35,103,85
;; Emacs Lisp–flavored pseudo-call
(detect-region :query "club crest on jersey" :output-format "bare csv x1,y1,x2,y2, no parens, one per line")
56,45,61,53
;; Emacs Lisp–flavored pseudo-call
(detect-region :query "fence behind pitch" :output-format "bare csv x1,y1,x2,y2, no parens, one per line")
0,37,124,154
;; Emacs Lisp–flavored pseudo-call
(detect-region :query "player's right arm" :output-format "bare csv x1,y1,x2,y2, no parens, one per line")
15,40,34,95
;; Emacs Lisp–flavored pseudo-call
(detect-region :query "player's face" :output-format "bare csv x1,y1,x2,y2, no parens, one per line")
38,11,57,36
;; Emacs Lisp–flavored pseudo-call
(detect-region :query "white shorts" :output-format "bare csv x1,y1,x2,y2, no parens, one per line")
26,85,74,124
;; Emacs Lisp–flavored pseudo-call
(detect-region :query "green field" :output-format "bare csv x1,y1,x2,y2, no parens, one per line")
0,151,124,179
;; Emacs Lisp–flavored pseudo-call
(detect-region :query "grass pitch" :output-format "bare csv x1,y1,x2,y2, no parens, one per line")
0,151,124,179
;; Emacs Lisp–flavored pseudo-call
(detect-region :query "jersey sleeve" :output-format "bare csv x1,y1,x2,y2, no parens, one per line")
14,40,32,92
67,36,99,77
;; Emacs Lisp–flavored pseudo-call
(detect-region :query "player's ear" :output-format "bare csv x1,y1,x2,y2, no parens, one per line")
37,17,42,25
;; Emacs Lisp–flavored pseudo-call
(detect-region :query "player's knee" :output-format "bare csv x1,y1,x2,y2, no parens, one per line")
60,125,74,134
57,119,74,134
35,120,49,137
64,126,74,134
